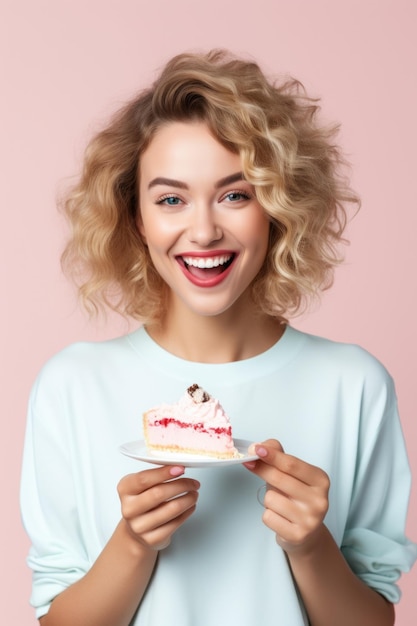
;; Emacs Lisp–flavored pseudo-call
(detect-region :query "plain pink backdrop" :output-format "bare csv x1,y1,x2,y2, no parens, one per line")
1,0,416,622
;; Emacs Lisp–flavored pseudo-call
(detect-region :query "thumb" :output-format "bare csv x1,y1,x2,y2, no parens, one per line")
248,439,284,456
262,439,284,453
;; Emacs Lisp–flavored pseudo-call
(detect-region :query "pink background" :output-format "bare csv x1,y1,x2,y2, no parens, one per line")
1,0,416,622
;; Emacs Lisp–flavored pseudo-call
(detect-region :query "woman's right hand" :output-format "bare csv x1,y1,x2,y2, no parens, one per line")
118,465,200,551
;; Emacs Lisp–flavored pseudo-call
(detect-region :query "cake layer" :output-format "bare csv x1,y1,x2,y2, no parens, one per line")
147,416,232,435
144,417,237,458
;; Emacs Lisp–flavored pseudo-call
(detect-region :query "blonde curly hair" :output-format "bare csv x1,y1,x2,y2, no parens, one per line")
61,49,359,323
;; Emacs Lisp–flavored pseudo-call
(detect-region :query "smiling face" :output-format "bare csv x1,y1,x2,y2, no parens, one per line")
137,122,270,322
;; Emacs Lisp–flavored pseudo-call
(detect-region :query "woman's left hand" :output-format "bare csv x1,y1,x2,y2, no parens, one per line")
243,439,330,556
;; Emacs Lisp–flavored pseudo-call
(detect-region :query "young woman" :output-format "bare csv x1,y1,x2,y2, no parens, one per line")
21,50,416,626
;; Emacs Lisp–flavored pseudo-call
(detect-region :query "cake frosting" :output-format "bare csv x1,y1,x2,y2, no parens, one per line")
143,384,240,459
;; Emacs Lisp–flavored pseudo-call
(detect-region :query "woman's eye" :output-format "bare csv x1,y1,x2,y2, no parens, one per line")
223,191,251,202
157,195,182,206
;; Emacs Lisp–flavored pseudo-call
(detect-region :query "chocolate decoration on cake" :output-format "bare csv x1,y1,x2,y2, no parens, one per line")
187,384,210,403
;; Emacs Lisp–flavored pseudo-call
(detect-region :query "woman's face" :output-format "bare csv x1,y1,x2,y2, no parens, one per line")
137,121,270,320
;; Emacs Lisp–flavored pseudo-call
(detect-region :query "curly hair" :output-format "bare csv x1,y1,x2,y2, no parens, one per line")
61,49,359,323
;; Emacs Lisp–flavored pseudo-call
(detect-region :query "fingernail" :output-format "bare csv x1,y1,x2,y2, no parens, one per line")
169,466,184,477
243,461,257,470
256,446,268,458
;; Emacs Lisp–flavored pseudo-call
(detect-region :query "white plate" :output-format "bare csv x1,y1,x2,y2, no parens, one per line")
119,438,258,468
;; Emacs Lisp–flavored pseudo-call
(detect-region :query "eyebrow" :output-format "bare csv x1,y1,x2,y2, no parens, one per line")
147,172,245,190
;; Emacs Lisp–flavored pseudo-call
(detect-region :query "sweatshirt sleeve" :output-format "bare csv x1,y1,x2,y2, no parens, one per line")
340,368,417,602
20,367,91,619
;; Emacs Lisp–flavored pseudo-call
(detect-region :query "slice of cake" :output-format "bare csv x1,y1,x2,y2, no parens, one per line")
143,384,239,459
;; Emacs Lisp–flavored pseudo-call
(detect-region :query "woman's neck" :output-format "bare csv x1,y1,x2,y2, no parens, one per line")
146,301,285,363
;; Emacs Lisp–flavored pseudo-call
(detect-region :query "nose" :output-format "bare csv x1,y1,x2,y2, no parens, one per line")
187,204,223,246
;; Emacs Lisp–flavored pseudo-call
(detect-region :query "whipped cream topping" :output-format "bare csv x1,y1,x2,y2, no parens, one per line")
151,385,230,427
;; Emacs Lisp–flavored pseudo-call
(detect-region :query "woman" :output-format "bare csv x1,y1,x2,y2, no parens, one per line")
21,50,416,626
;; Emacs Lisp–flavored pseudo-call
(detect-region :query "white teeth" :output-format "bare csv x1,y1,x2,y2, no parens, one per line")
182,254,232,269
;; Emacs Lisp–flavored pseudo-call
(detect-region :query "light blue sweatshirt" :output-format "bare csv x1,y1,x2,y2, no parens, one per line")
21,325,417,624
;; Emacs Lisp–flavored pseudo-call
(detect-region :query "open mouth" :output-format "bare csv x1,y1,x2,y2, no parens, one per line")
176,253,236,285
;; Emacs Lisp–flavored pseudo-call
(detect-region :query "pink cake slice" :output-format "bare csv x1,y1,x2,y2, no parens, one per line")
143,384,239,459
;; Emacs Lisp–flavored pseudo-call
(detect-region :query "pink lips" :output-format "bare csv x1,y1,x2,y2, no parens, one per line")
176,251,236,288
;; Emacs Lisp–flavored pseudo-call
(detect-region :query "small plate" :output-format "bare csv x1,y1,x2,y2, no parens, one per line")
119,438,258,468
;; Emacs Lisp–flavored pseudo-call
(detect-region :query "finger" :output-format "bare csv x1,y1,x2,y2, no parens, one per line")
262,439,285,452
247,439,284,456
129,489,199,536
244,439,283,471
262,507,302,545
262,504,326,549
140,502,198,550
251,444,328,488
256,479,311,520
122,477,200,519
264,487,321,523
266,473,312,502
118,465,186,497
